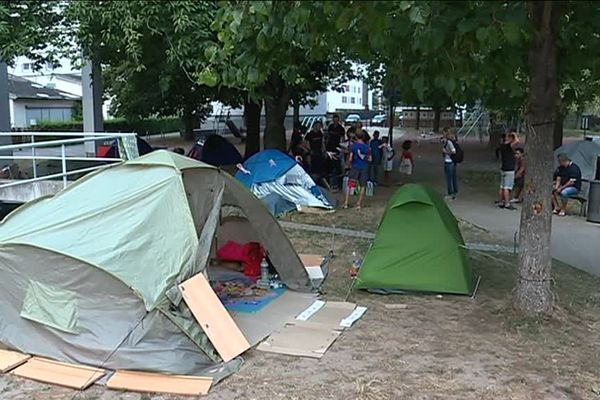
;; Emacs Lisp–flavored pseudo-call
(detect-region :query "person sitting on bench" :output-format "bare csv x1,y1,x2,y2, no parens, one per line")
552,153,582,216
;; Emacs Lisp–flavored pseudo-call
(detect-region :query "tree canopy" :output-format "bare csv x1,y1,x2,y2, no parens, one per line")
0,0,63,65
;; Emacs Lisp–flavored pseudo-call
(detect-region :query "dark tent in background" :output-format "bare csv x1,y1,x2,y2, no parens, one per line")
98,136,154,159
187,135,243,167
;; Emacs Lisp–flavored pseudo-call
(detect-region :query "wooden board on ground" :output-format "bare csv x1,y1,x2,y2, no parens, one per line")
299,254,325,268
107,370,213,396
0,349,31,373
257,322,341,358
179,273,250,362
11,357,105,389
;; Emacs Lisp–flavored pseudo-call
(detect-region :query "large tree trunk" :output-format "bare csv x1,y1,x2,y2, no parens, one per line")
553,112,564,150
181,105,197,141
292,95,300,127
416,105,421,130
513,1,561,316
433,106,441,133
264,73,292,150
244,98,262,159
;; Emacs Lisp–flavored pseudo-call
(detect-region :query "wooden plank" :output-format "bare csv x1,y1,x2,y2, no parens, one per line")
11,357,105,389
179,273,250,362
107,370,212,396
0,349,31,373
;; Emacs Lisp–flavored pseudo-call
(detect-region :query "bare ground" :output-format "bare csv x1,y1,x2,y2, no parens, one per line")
2,133,599,399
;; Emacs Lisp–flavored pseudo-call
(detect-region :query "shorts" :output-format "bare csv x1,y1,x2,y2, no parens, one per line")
514,176,524,189
348,167,368,187
558,186,579,198
500,170,515,190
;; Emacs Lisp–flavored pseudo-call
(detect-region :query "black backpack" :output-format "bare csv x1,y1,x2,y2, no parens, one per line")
450,140,464,164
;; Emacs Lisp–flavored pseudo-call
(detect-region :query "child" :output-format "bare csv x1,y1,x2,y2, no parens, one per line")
398,140,414,182
380,136,395,186
343,130,371,210
512,147,526,203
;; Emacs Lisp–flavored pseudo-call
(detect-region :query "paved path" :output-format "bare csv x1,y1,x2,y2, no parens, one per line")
395,144,600,276
448,199,600,276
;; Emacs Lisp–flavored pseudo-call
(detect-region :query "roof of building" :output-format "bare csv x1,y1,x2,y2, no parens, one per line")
8,74,80,101
53,73,82,84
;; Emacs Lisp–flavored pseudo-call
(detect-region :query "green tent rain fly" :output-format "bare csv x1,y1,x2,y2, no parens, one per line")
355,184,473,295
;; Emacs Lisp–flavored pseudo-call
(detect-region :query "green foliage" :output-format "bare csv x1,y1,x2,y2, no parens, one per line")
22,117,182,136
201,2,353,96
0,1,62,64
66,1,235,138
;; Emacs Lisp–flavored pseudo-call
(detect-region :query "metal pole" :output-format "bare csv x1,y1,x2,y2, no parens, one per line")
0,61,12,163
31,134,37,179
61,144,67,188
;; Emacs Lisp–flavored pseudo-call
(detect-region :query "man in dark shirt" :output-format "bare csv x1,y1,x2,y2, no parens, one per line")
304,121,325,177
326,115,345,151
369,130,382,184
552,154,582,216
496,132,519,209
326,115,345,189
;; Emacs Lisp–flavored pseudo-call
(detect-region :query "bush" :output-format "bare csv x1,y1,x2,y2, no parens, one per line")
15,117,183,136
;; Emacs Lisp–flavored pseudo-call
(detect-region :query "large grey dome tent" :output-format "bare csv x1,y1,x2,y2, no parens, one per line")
0,151,311,379
554,139,600,180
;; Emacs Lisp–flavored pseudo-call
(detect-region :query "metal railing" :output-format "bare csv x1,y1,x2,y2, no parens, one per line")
0,132,136,190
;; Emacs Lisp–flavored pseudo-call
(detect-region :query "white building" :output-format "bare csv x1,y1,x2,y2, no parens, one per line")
9,56,110,119
300,78,373,116
7,74,81,129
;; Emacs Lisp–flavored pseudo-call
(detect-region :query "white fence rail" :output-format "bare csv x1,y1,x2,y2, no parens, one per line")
0,132,137,190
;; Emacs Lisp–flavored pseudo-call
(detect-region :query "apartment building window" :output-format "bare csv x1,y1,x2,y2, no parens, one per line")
350,97,355,104
22,63,32,71
358,97,362,105
342,96,348,104
358,87,361,94
342,84,350,92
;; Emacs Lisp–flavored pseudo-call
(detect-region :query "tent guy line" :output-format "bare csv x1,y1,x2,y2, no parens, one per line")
280,221,516,254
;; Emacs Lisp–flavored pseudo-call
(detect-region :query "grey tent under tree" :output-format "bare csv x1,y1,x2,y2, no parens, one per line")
0,151,313,380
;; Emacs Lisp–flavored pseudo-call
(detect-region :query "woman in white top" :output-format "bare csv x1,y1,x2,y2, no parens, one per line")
442,127,458,199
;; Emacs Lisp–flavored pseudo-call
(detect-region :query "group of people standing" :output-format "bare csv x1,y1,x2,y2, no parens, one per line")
495,132,525,210
289,114,412,209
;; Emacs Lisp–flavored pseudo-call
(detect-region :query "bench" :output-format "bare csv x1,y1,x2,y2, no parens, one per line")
568,180,590,216
571,194,587,216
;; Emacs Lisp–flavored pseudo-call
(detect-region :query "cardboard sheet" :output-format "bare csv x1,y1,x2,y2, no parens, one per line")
0,349,31,373
232,290,317,346
107,370,212,396
179,273,250,362
11,357,105,389
257,322,341,358
306,301,357,328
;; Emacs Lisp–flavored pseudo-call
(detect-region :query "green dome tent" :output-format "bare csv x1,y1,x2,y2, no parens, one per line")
355,184,473,295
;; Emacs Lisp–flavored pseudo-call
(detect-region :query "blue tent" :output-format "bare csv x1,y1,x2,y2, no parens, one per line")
235,150,333,214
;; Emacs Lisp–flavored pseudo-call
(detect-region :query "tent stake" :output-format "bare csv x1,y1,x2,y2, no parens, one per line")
470,275,482,300
344,278,356,302
330,225,336,258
